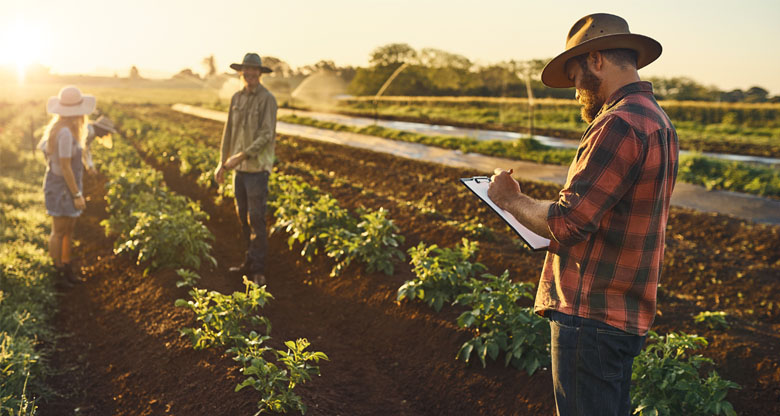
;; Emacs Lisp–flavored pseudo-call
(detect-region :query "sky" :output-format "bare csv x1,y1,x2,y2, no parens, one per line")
1,0,779,94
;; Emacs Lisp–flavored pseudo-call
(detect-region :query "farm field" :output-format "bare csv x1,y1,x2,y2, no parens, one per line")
0,102,769,415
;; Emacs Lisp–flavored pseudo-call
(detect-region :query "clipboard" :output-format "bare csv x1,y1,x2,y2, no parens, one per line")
460,176,550,251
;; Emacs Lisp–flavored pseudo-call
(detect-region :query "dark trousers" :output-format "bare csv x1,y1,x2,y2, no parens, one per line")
233,170,269,274
548,311,646,416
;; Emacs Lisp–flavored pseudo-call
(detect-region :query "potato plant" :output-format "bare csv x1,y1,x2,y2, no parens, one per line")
454,271,550,375
321,208,405,276
233,338,328,415
398,239,485,312
175,278,273,350
631,331,739,416
693,311,730,330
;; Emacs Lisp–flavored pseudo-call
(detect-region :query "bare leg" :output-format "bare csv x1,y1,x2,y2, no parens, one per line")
61,217,76,264
49,216,70,267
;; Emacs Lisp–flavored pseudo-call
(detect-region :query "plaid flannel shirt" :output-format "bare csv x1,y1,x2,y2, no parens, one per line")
535,81,679,335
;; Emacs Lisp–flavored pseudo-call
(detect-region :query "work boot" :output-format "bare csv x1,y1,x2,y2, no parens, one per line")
63,263,84,284
249,273,266,286
55,265,74,287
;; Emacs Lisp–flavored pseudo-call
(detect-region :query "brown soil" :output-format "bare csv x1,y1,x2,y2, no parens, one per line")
40,106,780,415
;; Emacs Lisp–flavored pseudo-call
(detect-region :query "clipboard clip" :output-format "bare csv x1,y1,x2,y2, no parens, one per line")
470,176,491,184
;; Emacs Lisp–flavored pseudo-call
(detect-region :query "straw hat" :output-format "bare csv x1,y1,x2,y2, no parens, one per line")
541,13,662,88
92,115,117,134
47,86,96,116
230,53,273,73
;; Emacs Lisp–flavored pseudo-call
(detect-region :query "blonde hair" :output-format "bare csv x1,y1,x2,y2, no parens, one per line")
43,114,88,157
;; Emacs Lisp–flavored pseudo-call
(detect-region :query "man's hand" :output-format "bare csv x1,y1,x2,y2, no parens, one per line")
488,168,521,210
214,164,226,185
223,152,247,170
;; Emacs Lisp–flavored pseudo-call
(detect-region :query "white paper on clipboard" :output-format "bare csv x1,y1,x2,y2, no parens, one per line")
460,176,550,251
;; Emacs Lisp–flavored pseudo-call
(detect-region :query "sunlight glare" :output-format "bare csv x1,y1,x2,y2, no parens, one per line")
1,19,47,84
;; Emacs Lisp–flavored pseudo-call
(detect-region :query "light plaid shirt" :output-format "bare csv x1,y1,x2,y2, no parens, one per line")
220,83,277,173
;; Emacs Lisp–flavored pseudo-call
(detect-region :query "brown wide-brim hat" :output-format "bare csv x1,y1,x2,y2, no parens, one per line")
230,52,273,73
47,85,96,117
541,13,662,88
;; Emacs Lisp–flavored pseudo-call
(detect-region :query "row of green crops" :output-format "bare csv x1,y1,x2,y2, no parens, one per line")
96,108,328,414
268,173,405,277
0,102,56,416
279,114,780,199
398,239,550,375
92,130,216,278
397,239,739,416
335,97,780,158
175,279,328,414
110,107,408,278
341,96,780,128
116,105,739,415
0,177,53,416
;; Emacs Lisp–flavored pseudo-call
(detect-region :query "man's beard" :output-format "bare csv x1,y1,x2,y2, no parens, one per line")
577,66,604,124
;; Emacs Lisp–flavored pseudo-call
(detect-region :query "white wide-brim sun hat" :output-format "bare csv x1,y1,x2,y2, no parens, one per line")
47,85,96,116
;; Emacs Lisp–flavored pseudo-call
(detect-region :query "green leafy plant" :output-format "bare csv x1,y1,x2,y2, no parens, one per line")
693,311,730,330
177,278,327,415
322,208,405,276
233,338,328,415
175,269,201,288
114,201,217,275
454,271,550,375
398,239,485,312
631,331,739,416
175,278,273,350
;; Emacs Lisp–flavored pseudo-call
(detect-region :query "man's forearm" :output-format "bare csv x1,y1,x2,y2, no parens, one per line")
505,194,554,239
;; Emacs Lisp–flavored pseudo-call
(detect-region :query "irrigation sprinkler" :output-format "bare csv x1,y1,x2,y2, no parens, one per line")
373,62,410,124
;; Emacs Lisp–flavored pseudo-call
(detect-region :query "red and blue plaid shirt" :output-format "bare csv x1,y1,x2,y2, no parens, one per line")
535,81,679,335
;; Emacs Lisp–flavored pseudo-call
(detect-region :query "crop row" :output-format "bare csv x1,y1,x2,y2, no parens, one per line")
279,114,780,199
90,116,327,414
118,106,740,415
0,102,58,415
341,95,780,127
339,95,780,155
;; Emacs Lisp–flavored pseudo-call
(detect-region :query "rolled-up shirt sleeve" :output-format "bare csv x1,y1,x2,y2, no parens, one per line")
547,115,645,247
244,94,277,157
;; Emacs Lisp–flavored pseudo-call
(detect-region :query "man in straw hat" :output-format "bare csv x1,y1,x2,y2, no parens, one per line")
488,13,679,415
83,115,117,174
214,52,276,286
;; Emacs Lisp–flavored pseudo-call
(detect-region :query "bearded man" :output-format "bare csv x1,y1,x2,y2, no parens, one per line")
487,13,679,415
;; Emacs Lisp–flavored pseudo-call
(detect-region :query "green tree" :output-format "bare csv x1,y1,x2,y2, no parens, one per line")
370,43,418,67
744,86,769,103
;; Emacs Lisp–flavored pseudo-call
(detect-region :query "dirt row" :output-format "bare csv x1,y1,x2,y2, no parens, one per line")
41,105,779,415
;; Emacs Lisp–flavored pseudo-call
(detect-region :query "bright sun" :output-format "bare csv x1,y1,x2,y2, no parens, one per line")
1,19,47,83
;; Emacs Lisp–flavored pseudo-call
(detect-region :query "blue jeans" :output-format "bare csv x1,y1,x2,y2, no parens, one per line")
233,170,269,274
548,311,646,416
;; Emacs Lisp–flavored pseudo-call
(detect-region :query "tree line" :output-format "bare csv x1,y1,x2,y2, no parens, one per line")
341,43,778,102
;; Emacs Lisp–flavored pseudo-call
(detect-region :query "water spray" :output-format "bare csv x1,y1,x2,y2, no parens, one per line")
373,62,409,123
